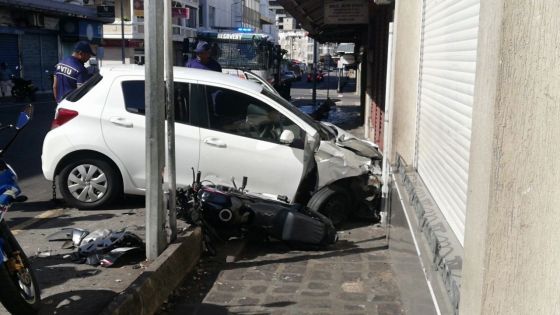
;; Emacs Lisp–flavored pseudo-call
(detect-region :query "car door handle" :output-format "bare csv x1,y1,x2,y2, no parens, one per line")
203,138,227,148
110,117,133,128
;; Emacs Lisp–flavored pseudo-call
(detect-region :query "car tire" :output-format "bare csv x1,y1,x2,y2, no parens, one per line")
58,158,121,209
307,186,349,227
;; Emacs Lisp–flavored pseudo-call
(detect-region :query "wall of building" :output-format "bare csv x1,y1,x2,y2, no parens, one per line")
460,1,560,314
101,46,134,66
389,0,422,164
199,0,233,29
278,30,307,62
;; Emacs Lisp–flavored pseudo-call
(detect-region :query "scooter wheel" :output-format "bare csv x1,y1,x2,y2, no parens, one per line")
0,222,41,314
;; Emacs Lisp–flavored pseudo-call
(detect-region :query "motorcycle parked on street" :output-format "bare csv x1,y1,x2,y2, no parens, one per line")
0,105,41,314
176,169,337,254
11,74,37,102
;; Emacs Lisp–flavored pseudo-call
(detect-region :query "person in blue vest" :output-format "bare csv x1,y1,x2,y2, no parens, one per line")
53,41,96,103
186,41,222,72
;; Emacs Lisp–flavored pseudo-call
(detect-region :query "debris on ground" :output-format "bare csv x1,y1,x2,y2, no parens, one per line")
47,228,145,267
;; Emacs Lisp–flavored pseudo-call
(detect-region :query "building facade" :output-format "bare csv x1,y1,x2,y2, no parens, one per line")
100,0,277,66
198,0,234,31
0,0,109,91
101,0,199,66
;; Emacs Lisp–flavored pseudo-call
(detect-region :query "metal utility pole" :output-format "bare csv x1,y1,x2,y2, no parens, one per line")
164,0,177,242
145,0,166,260
337,66,342,93
326,43,330,99
312,39,318,107
120,0,125,64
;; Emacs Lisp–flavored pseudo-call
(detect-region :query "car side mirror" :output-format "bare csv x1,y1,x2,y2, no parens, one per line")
279,129,294,145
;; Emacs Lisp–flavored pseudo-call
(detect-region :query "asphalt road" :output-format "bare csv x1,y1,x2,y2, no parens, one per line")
0,96,58,227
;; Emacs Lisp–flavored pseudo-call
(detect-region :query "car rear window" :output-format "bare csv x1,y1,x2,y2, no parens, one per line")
121,80,191,123
65,73,103,102
122,81,145,114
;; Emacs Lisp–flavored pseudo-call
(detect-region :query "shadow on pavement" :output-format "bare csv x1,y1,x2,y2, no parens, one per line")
224,239,388,271
13,213,116,230
37,289,115,315
31,254,102,290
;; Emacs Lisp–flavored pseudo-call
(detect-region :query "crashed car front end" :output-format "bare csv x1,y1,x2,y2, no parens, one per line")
304,122,383,224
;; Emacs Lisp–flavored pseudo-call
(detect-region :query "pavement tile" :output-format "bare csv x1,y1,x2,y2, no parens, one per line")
297,299,332,309
236,296,261,306
338,292,368,302
204,292,234,304
300,290,330,297
279,273,304,283
342,271,363,281
248,285,269,294
309,270,332,281
307,282,330,290
215,281,245,292
377,302,406,315
272,285,299,294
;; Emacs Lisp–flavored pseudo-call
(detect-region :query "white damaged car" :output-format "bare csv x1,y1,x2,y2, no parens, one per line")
41,66,382,225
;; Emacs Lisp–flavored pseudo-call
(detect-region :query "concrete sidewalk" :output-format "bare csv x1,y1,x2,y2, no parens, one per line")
0,200,202,315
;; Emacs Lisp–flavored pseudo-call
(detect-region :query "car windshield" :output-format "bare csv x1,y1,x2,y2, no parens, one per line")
244,71,278,95
261,89,333,141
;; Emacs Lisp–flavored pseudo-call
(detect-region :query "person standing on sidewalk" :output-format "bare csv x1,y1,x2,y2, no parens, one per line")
53,41,96,103
0,62,13,97
186,41,222,72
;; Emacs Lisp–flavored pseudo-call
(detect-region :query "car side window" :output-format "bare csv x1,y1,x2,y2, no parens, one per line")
205,85,305,148
121,80,190,123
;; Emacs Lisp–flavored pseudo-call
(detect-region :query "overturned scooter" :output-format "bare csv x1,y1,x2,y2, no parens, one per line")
176,169,337,253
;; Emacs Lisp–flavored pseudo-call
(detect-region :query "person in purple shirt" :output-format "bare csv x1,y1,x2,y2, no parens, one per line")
53,41,95,103
186,41,222,72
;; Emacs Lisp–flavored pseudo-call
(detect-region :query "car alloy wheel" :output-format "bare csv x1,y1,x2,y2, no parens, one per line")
67,164,108,203
58,158,121,209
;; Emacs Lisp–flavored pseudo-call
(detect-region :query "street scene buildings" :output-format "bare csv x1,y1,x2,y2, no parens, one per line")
0,0,559,314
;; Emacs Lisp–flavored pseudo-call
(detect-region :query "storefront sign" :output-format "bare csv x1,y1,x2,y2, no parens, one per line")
324,0,368,25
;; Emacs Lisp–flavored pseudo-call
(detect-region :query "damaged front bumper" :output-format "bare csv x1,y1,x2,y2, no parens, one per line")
310,126,384,221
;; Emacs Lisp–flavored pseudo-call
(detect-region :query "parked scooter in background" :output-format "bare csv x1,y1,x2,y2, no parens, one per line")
11,67,37,102
0,105,41,314
176,169,337,254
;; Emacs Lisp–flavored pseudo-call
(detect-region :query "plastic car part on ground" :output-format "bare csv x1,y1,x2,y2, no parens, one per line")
47,228,89,247
47,228,145,267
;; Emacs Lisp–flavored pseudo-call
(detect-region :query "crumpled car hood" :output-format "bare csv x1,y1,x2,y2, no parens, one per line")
321,122,382,160
314,140,372,188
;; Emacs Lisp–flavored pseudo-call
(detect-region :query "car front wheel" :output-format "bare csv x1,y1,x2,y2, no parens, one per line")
307,186,349,227
58,158,121,209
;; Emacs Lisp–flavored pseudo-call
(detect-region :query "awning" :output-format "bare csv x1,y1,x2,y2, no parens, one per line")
277,0,367,43
0,0,114,23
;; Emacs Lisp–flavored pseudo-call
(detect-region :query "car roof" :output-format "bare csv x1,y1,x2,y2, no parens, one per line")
99,65,263,93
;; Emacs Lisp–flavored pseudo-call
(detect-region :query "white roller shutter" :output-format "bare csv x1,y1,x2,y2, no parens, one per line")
416,0,480,245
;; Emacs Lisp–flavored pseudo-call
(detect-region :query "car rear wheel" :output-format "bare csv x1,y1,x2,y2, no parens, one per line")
307,186,349,227
58,158,121,209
